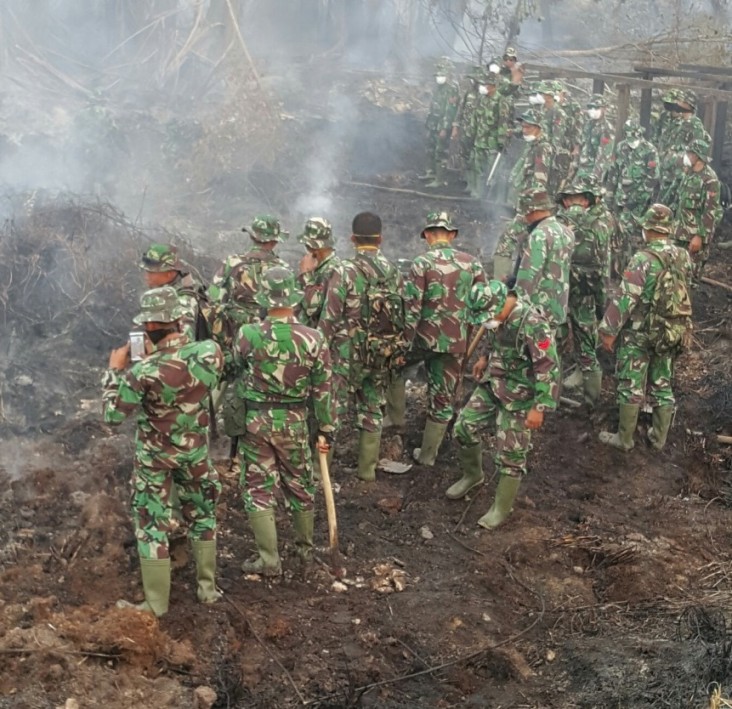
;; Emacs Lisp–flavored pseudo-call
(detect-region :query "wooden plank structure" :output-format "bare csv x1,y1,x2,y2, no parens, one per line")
524,62,732,168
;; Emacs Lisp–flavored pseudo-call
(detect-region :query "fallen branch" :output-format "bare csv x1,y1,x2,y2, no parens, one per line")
702,277,732,293
718,435,732,445
344,180,475,202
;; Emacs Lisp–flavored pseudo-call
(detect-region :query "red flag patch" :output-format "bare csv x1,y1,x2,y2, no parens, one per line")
538,339,551,351
648,161,657,168
601,137,610,144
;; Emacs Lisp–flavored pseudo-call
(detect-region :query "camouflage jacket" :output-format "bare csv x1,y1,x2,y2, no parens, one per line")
515,215,574,328
660,115,709,161
231,315,335,431
471,92,512,151
479,298,560,412
651,110,676,152
599,239,692,337
298,252,349,346
456,88,479,144
579,117,615,183
543,104,572,153
102,335,223,467
404,242,486,354
510,135,557,198
166,271,205,341
606,138,659,212
668,163,723,245
558,203,613,275
426,82,460,134
561,99,585,151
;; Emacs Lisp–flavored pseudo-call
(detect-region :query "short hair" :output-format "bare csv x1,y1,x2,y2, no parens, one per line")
352,212,382,238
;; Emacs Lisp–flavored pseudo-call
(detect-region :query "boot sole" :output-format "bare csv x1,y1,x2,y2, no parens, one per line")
445,478,485,500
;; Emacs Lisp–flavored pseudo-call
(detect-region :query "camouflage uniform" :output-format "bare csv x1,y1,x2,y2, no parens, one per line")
453,66,483,166
207,215,289,363
578,94,615,184
514,190,574,332
297,218,350,424
102,288,224,561
559,88,585,178
664,139,722,280
538,81,573,189
424,57,460,184
509,109,556,210
651,88,683,151
605,121,660,269
139,244,205,341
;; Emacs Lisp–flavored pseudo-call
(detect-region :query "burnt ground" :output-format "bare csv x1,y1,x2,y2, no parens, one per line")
1,65,732,708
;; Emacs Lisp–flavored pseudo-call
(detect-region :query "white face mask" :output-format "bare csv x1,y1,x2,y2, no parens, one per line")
523,133,537,143
628,139,640,149
529,94,545,105
435,75,447,85
683,153,693,168
478,85,489,96
488,63,500,74
587,108,602,120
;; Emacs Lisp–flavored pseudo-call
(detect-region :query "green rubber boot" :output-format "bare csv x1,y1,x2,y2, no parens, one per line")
477,475,521,530
384,376,406,431
599,403,640,451
241,508,282,576
425,163,446,188
291,509,315,566
492,254,514,282
445,444,484,500
413,419,448,466
582,370,603,408
648,405,675,451
191,539,222,604
357,430,382,482
138,558,171,616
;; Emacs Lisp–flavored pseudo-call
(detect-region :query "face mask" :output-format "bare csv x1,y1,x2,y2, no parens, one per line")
628,139,640,149
587,108,602,120
435,75,447,85
683,153,693,168
148,328,176,345
488,63,500,74
566,204,586,216
523,133,537,142
478,85,489,96
529,94,545,105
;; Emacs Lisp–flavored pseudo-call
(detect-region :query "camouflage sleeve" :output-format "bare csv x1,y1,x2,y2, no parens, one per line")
524,320,560,411
101,367,143,425
207,259,231,305
645,148,660,197
311,337,335,433
403,257,425,345
496,96,512,149
515,228,548,300
189,341,225,389
530,144,551,191
494,216,526,259
701,174,722,244
598,253,650,337
298,268,324,325
320,266,348,342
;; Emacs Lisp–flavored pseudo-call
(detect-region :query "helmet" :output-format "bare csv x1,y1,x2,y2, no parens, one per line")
139,243,182,273
518,188,555,215
254,266,302,308
687,137,711,160
242,215,288,243
586,94,608,109
468,280,508,324
556,173,601,201
133,286,184,325
518,108,543,128
298,217,334,249
422,210,457,237
641,204,673,235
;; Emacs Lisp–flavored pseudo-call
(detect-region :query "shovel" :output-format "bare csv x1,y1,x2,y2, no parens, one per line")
318,436,344,578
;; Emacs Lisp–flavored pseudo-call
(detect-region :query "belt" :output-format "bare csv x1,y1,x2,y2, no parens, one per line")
244,399,308,412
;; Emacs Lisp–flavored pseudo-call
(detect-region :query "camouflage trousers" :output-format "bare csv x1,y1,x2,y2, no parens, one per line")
454,385,532,479
410,350,462,424
615,207,645,273
615,334,676,407
239,411,315,513
470,147,499,189
331,352,351,427
131,449,221,560
428,131,450,173
568,274,603,372
673,237,707,282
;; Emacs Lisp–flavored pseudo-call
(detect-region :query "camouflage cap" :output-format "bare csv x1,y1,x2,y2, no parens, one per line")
468,280,508,324
469,64,486,79
133,286,184,325
679,90,697,110
586,94,608,109
254,266,302,308
518,108,543,128
537,80,556,95
503,46,518,59
242,214,288,243
623,118,644,138
661,87,682,104
422,210,457,237
557,172,601,199
139,243,182,273
481,72,498,86
434,56,454,75
687,137,711,160
299,217,334,249
641,204,673,235
518,188,555,214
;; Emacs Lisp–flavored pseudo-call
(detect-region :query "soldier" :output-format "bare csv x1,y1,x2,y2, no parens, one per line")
468,73,512,198
538,80,573,189
394,211,486,466
578,94,615,184
451,65,483,189
514,188,574,334
332,212,404,482
556,175,614,406
665,137,722,281
558,84,585,174
420,57,460,188
445,280,560,529
489,46,525,104
598,204,692,452
231,267,335,576
297,217,350,430
651,88,684,154
508,109,556,211
139,244,205,341
605,119,660,270
103,287,224,616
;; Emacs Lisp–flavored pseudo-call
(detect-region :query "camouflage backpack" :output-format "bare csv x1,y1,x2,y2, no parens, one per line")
644,249,692,354
354,259,407,371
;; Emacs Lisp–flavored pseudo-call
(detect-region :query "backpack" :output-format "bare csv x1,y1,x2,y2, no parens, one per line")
644,249,692,354
561,208,604,270
354,258,407,371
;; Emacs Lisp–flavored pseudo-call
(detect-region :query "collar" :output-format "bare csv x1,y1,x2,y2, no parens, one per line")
356,245,380,253
429,240,452,250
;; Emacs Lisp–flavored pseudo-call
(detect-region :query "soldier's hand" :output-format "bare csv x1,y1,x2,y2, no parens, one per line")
439,129,447,139
600,332,616,353
689,236,703,255
299,252,318,274
109,342,131,370
526,407,544,430
451,127,459,140
472,355,488,381
317,433,333,453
